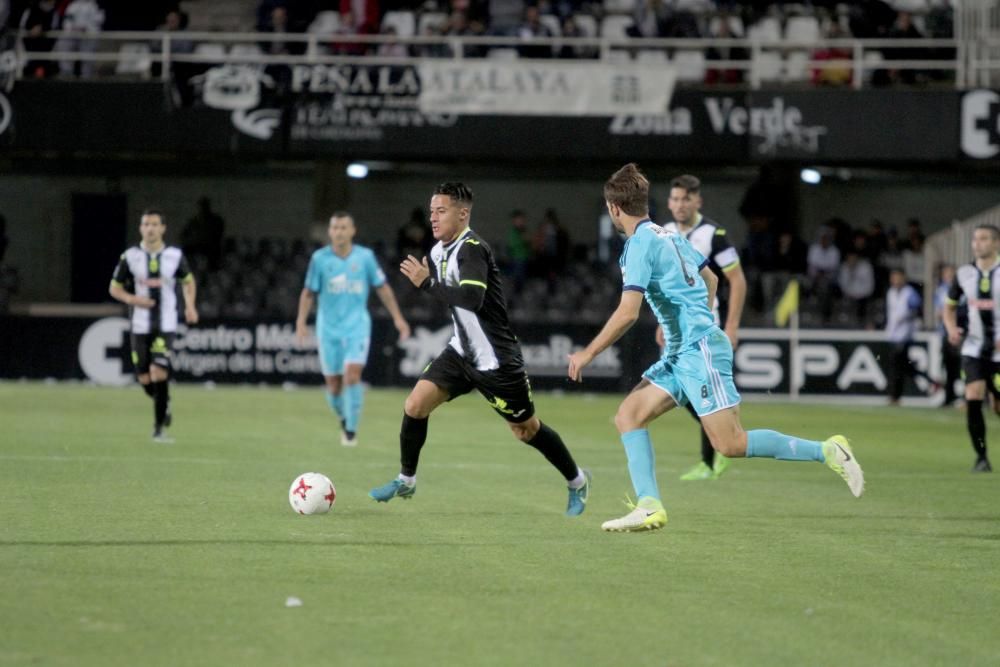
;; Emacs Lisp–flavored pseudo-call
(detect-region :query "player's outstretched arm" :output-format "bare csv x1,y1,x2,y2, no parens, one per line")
568,290,643,382
295,288,316,345
375,283,411,341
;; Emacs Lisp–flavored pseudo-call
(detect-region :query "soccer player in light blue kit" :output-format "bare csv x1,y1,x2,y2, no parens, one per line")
296,212,411,446
568,164,864,532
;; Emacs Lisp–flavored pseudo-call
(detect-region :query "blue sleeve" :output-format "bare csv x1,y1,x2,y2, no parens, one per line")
907,288,921,311
622,236,652,293
304,255,321,292
367,251,386,288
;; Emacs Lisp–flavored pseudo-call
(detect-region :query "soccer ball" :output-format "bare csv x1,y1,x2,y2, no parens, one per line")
288,472,336,515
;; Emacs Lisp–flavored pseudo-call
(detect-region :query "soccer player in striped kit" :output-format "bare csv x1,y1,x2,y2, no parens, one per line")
943,224,1000,472
109,209,198,442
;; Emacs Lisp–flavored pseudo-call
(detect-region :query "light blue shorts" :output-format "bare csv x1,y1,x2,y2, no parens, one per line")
319,335,371,376
643,329,741,416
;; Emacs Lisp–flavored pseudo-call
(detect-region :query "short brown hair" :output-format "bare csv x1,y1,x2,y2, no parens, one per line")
670,174,700,194
604,163,649,217
975,224,1000,241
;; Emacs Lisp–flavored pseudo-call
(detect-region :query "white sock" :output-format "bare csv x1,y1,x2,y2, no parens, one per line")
568,469,587,489
398,474,416,486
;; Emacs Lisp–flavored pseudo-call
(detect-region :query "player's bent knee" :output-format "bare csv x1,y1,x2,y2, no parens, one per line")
403,393,433,419
614,407,640,434
510,417,539,443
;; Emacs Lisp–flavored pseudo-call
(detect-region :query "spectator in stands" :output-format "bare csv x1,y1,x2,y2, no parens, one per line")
812,22,853,86
488,0,524,35
376,25,408,57
260,5,305,56
887,11,925,85
505,209,531,294
838,250,875,327
934,263,961,406
19,0,58,78
807,226,841,323
886,267,934,405
661,5,700,38
157,9,193,55
556,15,595,59
879,227,905,280
774,230,807,275
181,197,226,272
902,233,925,290
331,9,369,55
53,0,103,78
628,0,668,39
442,10,485,58
341,0,379,36
706,14,747,84
849,0,897,38
533,208,570,291
516,5,553,58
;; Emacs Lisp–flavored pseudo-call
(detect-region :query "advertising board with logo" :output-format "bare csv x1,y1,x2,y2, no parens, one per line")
1,316,943,405
960,89,1000,160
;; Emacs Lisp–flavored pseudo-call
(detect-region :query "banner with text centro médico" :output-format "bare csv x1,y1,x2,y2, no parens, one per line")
416,60,675,116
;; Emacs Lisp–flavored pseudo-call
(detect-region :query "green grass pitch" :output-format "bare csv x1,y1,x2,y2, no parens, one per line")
1,382,999,666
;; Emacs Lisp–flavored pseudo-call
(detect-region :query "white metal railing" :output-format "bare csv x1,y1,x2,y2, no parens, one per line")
9,29,996,90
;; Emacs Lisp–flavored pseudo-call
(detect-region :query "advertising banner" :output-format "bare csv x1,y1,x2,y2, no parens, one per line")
416,60,675,116
0,78,971,164
1,315,944,405
960,89,1000,160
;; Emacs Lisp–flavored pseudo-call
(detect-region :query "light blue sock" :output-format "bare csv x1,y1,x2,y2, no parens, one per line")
325,391,345,422
747,429,825,462
343,383,364,433
621,429,660,501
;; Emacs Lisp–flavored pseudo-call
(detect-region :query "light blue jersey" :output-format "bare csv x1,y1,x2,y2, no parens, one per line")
620,220,716,358
305,244,385,340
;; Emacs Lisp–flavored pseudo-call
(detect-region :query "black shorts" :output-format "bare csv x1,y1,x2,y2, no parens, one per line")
131,333,175,374
421,346,535,423
961,355,1000,395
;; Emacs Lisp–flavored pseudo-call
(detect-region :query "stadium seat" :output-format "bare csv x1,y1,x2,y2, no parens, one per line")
229,43,263,60
785,16,820,44
115,43,152,79
752,50,783,82
784,50,810,82
673,50,706,82
600,15,633,41
309,10,340,35
636,49,668,64
675,0,713,11
891,0,929,12
606,49,632,64
539,14,562,38
418,12,449,36
747,16,781,43
381,10,416,37
574,14,597,38
194,43,227,61
603,0,636,15
487,47,519,60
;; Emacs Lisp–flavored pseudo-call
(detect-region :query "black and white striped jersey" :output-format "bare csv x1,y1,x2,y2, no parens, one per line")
111,244,193,334
661,215,739,323
948,261,1000,360
421,228,522,372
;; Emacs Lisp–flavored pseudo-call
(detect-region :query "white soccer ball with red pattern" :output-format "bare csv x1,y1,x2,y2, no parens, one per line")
288,472,336,515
